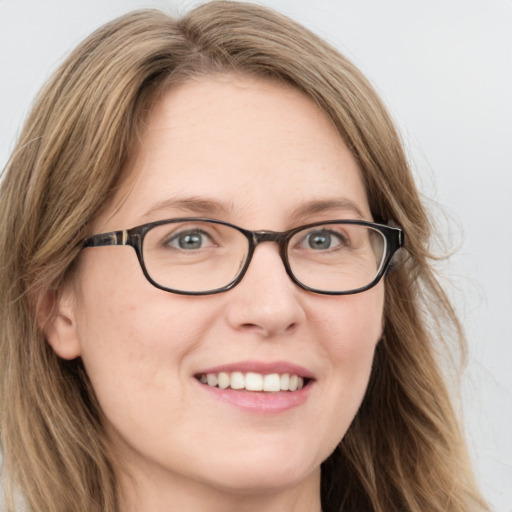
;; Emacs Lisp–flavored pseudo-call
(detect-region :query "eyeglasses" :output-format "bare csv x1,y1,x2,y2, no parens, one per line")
82,218,404,295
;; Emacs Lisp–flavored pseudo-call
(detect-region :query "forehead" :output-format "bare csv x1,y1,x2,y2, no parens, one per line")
97,74,370,231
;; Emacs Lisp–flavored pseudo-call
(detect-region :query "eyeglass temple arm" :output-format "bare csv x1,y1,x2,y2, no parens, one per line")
83,230,129,248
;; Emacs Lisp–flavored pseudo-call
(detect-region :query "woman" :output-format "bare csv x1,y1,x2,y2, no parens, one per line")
0,2,489,511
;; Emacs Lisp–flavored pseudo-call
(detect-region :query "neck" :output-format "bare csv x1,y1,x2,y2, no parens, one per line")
118,462,322,512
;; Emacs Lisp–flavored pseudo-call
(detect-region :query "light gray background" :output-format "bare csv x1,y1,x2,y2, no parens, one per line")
1,1,510,511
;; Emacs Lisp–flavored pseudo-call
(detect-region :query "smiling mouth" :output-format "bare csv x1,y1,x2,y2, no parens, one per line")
195,372,310,392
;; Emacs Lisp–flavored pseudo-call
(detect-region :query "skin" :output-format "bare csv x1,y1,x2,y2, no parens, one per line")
46,74,384,512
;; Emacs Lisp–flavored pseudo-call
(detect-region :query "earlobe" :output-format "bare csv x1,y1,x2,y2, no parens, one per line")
38,287,82,360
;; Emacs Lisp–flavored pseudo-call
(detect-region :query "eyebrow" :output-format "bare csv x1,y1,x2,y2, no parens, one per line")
291,199,368,221
141,196,368,223
141,196,230,219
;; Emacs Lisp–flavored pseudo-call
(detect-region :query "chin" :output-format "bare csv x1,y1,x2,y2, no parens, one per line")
197,447,322,496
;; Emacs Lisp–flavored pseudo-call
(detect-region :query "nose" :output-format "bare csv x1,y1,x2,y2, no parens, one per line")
225,243,306,338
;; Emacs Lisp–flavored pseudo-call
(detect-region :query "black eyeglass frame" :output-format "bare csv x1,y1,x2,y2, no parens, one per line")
82,218,404,296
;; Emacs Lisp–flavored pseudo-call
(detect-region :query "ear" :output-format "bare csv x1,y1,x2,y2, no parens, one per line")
37,285,82,360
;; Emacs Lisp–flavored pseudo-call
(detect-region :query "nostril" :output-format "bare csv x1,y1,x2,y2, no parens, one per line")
239,322,260,332
284,322,298,333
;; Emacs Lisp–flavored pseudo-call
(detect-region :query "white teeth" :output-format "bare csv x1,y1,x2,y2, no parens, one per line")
218,372,230,389
230,371,244,390
263,373,281,392
198,371,308,392
245,372,263,391
207,374,218,387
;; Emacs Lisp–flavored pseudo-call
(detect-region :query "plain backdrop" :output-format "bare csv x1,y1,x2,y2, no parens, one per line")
1,1,511,510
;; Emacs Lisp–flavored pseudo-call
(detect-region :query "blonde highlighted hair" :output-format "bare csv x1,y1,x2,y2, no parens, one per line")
0,2,488,511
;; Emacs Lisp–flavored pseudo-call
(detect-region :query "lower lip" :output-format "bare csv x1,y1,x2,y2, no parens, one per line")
196,380,313,413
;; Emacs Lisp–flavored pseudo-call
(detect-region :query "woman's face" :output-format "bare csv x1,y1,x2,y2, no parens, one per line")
49,75,384,507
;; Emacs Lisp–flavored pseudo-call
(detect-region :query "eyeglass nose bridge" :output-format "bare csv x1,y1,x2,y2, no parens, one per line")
251,230,289,245
250,230,292,259
242,230,294,279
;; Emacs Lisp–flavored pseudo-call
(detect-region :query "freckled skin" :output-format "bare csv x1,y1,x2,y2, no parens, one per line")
50,75,384,512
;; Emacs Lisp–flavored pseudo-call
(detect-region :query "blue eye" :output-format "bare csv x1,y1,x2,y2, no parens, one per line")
167,230,213,250
303,229,346,250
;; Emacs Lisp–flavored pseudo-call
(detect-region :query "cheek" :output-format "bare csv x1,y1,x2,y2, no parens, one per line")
72,250,218,418
314,286,384,438
319,285,384,361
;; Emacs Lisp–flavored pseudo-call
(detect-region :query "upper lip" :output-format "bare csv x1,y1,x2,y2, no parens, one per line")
195,360,315,379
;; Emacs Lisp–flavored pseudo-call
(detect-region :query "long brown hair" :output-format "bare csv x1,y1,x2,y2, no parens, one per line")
0,2,488,511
